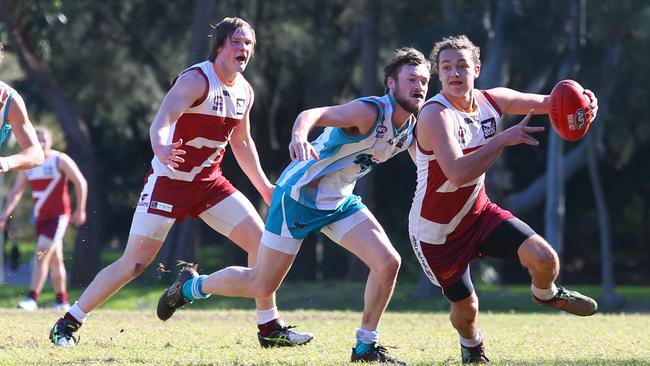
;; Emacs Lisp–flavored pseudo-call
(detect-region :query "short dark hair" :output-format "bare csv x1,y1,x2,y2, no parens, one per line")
430,34,481,75
383,47,431,93
208,17,256,62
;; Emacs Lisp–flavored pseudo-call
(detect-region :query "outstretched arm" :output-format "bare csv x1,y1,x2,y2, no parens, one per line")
485,87,598,118
289,100,378,161
230,85,274,206
0,171,28,230
485,87,549,115
2,92,44,172
59,153,88,226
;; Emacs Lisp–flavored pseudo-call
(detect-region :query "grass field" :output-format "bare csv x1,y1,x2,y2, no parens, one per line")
1,283,650,365
1,308,649,365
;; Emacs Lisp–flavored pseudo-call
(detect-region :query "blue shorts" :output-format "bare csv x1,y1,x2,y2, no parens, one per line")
262,186,366,254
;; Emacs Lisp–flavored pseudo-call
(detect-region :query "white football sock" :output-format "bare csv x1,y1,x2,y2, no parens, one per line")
256,307,280,325
460,329,483,348
69,302,90,323
356,328,380,344
531,283,558,300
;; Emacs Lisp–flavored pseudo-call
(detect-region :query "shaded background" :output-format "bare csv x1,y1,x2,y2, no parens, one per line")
0,0,648,311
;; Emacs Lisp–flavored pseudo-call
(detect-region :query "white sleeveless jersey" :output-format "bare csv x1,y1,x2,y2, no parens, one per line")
151,60,251,182
409,90,502,244
276,94,415,210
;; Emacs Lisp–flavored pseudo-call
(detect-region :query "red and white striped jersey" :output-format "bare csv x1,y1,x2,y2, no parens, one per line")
25,152,71,220
150,60,251,182
409,90,502,245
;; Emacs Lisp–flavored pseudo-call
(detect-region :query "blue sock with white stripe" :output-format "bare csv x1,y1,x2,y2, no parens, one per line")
181,275,211,302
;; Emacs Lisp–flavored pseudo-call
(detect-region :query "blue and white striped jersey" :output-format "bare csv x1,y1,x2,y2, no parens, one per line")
276,94,415,210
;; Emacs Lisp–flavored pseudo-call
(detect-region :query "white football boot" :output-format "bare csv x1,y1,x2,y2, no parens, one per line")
17,297,38,311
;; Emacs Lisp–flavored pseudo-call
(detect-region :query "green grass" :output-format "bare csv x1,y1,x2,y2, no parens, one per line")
2,282,650,313
0,309,648,365
1,284,650,364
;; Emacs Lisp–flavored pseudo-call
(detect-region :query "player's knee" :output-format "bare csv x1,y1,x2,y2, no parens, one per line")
531,242,558,272
34,248,50,263
250,281,278,298
521,236,558,271
453,296,479,320
378,251,401,276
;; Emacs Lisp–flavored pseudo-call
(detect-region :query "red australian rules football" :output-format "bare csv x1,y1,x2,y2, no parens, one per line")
548,79,594,141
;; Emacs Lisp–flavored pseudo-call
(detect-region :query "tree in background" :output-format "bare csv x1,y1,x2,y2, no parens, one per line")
0,0,648,298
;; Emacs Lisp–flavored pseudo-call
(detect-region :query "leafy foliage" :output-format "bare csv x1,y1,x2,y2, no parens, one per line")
1,0,649,283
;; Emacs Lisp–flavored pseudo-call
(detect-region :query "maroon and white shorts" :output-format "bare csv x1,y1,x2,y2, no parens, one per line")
410,202,515,289
129,173,260,241
35,215,70,247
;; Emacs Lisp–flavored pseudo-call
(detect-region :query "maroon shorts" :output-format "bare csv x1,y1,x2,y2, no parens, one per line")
135,172,237,220
35,215,70,243
413,202,515,289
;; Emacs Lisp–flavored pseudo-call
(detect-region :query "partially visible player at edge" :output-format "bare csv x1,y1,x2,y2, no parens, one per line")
0,42,45,172
0,127,87,312
49,17,313,348
408,34,598,365
157,47,431,365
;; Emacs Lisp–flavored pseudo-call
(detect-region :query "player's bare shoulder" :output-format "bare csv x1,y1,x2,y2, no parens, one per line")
341,100,379,130
174,69,207,90
418,99,451,127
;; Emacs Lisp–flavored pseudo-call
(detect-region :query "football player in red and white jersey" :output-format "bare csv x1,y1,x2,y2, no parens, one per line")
409,35,598,363
49,17,312,348
0,127,87,312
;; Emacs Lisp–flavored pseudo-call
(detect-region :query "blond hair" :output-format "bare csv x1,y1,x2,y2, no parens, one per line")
208,17,256,61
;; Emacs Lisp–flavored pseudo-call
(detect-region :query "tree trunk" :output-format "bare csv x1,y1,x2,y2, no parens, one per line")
346,0,379,281
544,134,565,257
157,0,218,276
544,0,582,260
586,20,623,311
586,128,616,310
0,0,105,286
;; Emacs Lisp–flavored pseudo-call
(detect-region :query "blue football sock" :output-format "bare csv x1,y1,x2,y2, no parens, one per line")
181,275,211,302
355,328,379,355
355,341,373,355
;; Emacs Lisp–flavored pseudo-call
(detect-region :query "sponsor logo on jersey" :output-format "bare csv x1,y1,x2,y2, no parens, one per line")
150,201,173,213
396,134,408,148
222,90,230,97
375,125,388,138
354,153,379,173
213,95,224,113
481,117,496,138
236,98,246,115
